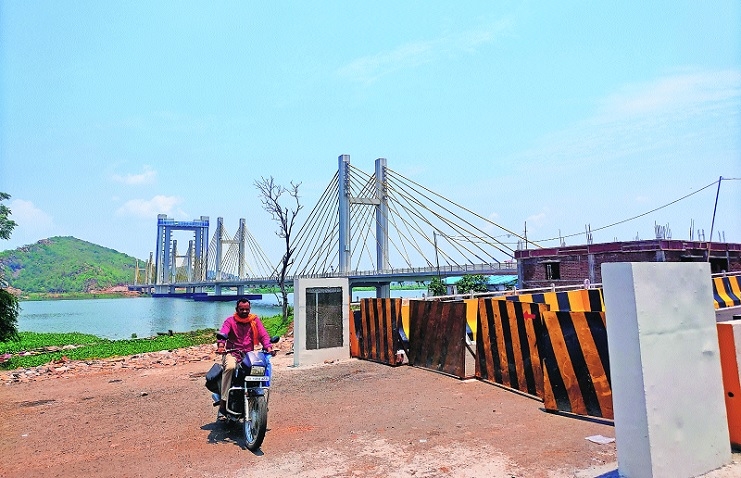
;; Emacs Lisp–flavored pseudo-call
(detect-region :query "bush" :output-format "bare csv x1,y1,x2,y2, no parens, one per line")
428,277,446,296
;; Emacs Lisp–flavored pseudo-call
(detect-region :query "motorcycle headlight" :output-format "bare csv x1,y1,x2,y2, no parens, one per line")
250,366,266,376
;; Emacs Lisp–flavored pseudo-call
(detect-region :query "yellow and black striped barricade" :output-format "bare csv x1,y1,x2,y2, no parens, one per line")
476,298,547,398
408,299,467,378
539,310,613,419
506,288,605,312
353,298,404,366
713,275,741,309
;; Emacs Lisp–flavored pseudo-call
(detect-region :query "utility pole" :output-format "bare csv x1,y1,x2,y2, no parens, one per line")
708,176,722,261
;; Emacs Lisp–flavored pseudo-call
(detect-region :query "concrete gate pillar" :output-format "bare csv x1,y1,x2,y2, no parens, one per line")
293,277,350,367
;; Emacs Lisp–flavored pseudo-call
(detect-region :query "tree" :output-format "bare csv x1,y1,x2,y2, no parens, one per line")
456,274,489,295
255,177,303,323
0,192,19,342
427,276,446,296
0,192,17,240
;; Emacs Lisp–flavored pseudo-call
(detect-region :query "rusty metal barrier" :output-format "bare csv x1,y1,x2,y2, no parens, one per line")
476,298,546,398
351,298,404,365
354,295,613,420
408,299,467,378
539,310,613,419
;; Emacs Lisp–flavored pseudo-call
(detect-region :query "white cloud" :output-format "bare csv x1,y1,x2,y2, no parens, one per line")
116,195,184,219
337,19,513,84
8,199,54,230
512,68,741,171
111,165,157,185
1,199,56,248
526,211,548,228
498,69,741,245
598,69,741,118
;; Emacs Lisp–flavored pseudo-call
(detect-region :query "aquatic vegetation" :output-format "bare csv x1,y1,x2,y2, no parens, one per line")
0,313,291,369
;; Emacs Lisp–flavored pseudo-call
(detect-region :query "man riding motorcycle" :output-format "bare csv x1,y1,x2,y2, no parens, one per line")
216,297,276,416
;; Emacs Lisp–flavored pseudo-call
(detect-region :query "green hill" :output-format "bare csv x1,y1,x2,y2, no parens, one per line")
0,236,141,293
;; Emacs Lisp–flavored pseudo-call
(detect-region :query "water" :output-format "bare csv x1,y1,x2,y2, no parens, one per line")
17,289,426,340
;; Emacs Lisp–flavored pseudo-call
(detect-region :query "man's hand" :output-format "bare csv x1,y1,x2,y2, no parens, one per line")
268,349,278,357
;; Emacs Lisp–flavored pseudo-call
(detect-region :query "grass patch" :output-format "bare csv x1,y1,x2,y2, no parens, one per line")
0,314,292,370
261,313,291,338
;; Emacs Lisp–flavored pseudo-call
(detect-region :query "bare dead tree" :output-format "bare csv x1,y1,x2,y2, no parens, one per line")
254,177,303,322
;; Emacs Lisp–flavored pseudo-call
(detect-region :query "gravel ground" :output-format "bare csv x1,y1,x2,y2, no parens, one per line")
1,339,739,478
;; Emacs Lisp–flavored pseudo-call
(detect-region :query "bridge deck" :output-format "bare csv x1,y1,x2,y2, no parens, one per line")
130,264,518,291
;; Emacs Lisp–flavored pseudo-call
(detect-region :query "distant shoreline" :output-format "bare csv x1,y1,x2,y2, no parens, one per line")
17,284,428,301
18,291,146,301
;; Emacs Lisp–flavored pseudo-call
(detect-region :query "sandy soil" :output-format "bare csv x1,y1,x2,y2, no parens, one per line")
0,343,738,478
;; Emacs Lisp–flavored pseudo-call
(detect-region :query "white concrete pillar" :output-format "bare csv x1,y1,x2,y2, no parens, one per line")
293,277,350,367
602,262,731,478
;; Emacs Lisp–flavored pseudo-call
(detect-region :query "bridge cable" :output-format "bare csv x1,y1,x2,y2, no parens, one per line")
295,176,341,275
349,164,470,270
289,172,340,275
385,174,504,263
386,170,520,258
386,168,538,250
386,171,514,258
348,166,417,272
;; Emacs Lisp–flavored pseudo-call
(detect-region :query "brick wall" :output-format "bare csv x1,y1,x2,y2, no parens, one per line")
517,240,741,289
521,250,714,288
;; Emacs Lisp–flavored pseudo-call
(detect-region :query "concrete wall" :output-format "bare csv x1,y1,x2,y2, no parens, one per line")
602,262,731,478
293,277,350,367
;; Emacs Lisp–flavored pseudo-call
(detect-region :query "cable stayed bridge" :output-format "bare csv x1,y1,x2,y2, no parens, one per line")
133,155,533,297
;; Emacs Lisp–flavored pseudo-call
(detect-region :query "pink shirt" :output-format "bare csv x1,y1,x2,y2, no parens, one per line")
218,314,272,353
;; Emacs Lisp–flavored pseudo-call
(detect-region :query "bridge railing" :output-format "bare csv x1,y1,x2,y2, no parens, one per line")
296,262,516,279
131,262,518,287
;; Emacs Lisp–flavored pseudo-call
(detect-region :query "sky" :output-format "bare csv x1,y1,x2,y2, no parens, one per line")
1,1,740,267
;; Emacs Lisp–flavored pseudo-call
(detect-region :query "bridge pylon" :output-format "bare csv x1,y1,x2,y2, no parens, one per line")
338,155,391,297
214,217,247,280
154,214,209,288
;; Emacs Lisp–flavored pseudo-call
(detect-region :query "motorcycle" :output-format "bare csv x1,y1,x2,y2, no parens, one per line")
205,333,280,450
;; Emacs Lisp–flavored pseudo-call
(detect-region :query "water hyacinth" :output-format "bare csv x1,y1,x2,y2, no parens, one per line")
0,313,290,370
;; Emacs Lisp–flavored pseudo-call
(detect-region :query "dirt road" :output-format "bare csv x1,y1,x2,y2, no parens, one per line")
0,346,736,478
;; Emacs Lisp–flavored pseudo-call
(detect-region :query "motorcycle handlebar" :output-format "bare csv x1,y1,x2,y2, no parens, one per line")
216,347,277,357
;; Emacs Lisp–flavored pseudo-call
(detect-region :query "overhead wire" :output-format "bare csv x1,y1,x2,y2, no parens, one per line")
533,178,723,243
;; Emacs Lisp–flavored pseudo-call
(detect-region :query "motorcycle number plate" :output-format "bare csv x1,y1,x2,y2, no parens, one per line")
242,376,269,382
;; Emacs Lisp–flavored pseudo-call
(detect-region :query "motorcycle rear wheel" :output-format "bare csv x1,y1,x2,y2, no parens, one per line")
244,395,267,450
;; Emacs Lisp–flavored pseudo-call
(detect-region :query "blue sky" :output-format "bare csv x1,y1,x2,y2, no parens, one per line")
1,1,739,266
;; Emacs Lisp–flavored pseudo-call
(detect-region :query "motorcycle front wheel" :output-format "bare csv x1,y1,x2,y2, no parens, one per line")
244,394,267,450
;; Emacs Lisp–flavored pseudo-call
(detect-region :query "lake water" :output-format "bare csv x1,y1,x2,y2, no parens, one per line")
17,289,426,339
